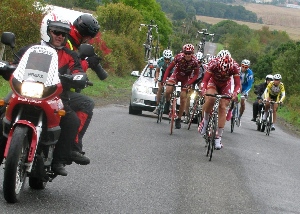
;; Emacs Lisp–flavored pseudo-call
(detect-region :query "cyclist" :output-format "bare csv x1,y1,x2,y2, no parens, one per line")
198,53,241,149
263,73,286,131
251,74,273,122
184,51,205,120
162,44,200,129
153,49,174,114
237,59,254,125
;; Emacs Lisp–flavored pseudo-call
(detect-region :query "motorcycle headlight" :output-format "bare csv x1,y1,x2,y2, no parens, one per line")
21,82,44,98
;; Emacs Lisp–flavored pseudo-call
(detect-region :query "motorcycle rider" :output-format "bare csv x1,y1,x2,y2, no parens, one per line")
0,19,87,176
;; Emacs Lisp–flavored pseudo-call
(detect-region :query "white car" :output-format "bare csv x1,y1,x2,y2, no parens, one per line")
129,60,184,115
129,60,158,115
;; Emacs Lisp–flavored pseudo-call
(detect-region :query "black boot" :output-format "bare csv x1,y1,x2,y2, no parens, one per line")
52,163,68,176
70,151,90,165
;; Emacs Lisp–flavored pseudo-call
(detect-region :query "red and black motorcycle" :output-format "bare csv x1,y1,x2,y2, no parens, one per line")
0,32,93,203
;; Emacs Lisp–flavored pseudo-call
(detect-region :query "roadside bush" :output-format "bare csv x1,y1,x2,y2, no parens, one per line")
98,31,145,76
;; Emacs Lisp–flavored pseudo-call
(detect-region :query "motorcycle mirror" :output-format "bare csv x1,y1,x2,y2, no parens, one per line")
1,32,16,49
78,44,95,59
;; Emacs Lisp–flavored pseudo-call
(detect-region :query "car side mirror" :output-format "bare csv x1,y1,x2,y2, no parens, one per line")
131,71,139,77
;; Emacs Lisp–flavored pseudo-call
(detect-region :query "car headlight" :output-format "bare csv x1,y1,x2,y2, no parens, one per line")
134,85,153,94
21,81,44,98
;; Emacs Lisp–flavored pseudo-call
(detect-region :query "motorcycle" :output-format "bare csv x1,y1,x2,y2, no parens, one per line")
0,32,93,203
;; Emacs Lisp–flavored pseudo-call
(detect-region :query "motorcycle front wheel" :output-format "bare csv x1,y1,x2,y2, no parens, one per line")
3,125,29,203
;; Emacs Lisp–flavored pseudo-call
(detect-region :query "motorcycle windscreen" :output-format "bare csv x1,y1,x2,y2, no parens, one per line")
13,45,60,87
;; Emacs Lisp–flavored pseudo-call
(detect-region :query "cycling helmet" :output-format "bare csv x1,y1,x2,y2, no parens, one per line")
219,55,233,72
241,59,250,67
196,52,204,62
73,14,100,38
182,44,195,54
217,49,231,58
265,74,273,82
273,73,282,80
163,49,173,59
41,13,70,46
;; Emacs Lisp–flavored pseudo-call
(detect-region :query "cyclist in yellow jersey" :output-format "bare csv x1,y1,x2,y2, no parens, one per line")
263,73,286,131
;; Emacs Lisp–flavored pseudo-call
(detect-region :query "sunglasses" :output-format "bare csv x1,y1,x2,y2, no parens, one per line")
241,65,248,69
184,52,192,55
164,58,171,61
51,30,67,37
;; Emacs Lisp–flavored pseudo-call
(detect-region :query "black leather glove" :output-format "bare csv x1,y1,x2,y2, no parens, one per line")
86,56,101,69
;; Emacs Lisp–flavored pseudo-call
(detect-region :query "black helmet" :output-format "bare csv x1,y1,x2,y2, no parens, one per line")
73,14,100,38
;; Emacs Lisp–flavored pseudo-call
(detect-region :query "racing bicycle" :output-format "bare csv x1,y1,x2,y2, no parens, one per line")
262,100,279,136
204,94,231,161
167,83,181,135
196,29,215,53
139,20,158,61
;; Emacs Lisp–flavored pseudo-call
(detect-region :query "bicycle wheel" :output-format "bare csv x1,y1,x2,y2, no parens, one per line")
157,96,165,123
231,116,235,133
170,97,176,135
206,115,217,161
187,101,197,130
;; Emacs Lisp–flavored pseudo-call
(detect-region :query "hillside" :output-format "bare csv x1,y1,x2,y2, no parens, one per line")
196,3,300,41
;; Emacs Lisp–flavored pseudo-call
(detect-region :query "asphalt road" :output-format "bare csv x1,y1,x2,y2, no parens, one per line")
0,101,299,213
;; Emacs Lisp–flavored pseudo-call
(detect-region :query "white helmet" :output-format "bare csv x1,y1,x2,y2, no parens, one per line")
163,49,172,59
217,49,231,58
41,13,70,45
241,59,250,67
265,74,273,81
273,73,282,80
196,52,203,62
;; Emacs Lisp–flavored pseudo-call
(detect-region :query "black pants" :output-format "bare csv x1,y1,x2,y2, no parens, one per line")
253,101,264,119
68,92,94,153
53,104,80,164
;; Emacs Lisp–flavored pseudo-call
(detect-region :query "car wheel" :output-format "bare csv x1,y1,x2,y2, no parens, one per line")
129,103,142,115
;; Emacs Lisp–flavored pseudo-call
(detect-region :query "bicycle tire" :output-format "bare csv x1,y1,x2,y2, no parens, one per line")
206,115,217,161
157,96,165,123
231,116,235,133
170,97,176,135
187,101,197,130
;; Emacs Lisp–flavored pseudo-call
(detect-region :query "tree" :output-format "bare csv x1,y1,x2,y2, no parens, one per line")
0,0,45,54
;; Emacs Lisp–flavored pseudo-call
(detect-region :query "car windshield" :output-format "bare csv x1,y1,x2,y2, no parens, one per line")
143,65,156,78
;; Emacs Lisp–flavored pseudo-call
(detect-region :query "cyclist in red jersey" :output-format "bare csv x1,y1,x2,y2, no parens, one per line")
198,53,241,149
162,44,200,129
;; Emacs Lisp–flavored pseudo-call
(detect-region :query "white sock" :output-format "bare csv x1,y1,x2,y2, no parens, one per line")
216,128,224,138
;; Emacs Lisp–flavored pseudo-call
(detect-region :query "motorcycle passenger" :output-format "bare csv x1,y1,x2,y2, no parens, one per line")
162,44,200,129
153,49,174,114
198,53,241,149
251,74,273,122
5,20,87,176
263,73,286,131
